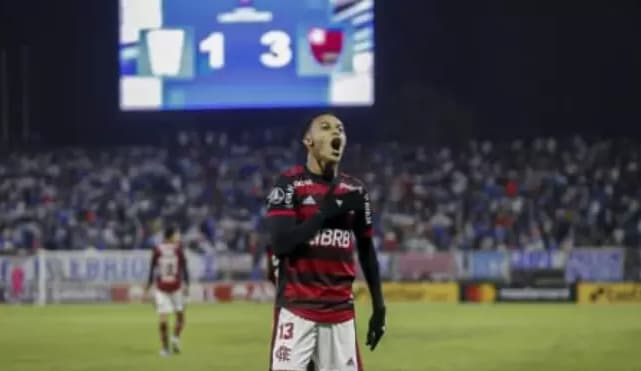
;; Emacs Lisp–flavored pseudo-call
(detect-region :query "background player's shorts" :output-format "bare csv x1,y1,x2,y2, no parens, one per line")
154,289,184,314
270,308,362,371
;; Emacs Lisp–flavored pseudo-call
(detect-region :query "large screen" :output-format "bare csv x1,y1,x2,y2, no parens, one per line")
119,0,375,111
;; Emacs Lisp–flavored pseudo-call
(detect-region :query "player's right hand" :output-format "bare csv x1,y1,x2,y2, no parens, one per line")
320,183,363,219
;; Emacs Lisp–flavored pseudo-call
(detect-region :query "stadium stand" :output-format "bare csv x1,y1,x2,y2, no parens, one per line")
0,132,639,253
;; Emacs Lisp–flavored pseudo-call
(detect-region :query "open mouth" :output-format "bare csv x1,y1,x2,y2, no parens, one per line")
330,137,342,157
331,137,342,150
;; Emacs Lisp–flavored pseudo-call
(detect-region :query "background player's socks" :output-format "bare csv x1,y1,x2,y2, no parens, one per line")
171,336,181,354
174,312,185,338
159,322,169,354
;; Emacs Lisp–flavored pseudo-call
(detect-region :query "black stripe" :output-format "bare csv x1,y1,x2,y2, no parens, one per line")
304,247,354,262
287,271,354,288
286,298,354,311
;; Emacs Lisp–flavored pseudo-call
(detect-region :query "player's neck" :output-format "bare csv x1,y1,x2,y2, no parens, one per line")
306,154,338,180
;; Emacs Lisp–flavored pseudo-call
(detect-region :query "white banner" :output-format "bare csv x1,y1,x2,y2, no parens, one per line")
0,250,256,287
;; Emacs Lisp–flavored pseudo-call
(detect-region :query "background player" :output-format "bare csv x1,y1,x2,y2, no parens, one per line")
145,226,190,357
266,114,386,371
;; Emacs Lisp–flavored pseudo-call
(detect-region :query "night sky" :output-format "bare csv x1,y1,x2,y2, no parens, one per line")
1,1,640,145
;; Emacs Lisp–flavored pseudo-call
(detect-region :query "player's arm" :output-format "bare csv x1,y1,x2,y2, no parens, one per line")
265,245,276,285
268,214,324,256
179,246,190,289
354,188,386,351
146,247,159,291
266,176,349,256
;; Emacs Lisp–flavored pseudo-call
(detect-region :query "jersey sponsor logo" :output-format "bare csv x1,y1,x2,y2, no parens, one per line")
309,229,353,248
363,192,372,225
302,195,316,205
293,179,313,188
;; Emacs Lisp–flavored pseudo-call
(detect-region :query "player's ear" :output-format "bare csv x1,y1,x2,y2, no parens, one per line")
303,136,313,148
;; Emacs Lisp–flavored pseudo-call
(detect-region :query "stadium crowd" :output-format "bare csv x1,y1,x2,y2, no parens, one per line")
0,131,640,253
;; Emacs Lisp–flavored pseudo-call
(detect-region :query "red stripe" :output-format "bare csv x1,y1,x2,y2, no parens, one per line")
334,186,353,195
284,165,304,177
295,183,329,196
360,228,373,238
290,258,355,276
284,282,352,299
267,209,296,217
295,182,354,196
268,307,280,371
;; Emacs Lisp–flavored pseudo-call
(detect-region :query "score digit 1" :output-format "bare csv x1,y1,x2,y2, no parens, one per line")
199,32,225,69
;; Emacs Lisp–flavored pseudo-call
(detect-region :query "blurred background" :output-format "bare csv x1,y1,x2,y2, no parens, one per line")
1,1,641,370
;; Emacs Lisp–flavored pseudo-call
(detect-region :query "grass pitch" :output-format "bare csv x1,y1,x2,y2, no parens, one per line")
0,303,639,371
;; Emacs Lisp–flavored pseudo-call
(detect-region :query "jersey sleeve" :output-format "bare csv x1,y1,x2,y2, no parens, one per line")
146,247,160,287
265,174,296,219
177,245,190,285
352,186,384,309
265,245,277,284
266,173,327,256
353,187,374,238
151,247,160,269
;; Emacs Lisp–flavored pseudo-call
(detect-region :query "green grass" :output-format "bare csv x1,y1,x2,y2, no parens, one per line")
0,303,640,371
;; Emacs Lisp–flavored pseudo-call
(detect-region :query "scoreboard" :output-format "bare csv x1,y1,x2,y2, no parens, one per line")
119,0,375,111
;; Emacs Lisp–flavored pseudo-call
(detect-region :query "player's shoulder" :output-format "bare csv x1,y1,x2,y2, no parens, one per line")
274,165,307,185
157,242,181,253
338,172,367,189
280,165,305,179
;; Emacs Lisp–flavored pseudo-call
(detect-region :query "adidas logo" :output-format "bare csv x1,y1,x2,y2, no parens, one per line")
336,199,343,207
303,195,316,206
346,358,355,367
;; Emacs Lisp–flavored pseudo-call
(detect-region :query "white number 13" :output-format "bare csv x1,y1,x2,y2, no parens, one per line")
260,30,292,69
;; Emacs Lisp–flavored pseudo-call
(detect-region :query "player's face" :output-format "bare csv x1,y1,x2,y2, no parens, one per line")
169,232,181,244
305,115,347,164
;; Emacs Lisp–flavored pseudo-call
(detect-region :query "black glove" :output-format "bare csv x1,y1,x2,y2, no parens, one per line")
319,183,363,220
366,306,386,351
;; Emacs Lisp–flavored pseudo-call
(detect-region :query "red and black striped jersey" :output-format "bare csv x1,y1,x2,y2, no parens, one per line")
266,165,373,323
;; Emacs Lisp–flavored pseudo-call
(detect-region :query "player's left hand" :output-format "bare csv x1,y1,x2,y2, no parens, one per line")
183,286,190,297
366,306,386,351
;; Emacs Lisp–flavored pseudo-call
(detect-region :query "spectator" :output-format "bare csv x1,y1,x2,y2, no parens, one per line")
0,134,639,251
